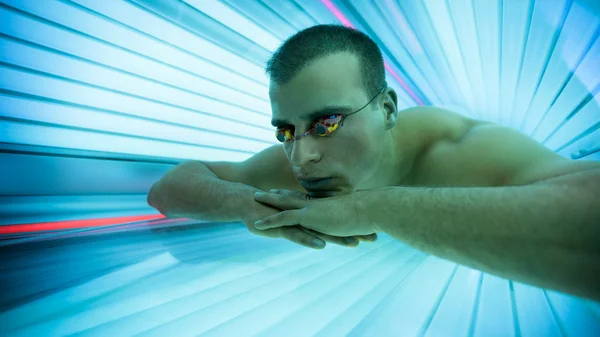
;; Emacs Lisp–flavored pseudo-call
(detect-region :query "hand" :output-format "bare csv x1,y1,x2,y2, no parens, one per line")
253,189,378,237
243,190,377,250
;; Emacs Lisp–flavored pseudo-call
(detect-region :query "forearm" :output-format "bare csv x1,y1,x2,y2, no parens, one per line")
364,170,600,300
147,161,262,223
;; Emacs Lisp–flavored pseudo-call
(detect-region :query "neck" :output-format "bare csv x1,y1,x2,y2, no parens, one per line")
384,128,416,186
360,132,409,189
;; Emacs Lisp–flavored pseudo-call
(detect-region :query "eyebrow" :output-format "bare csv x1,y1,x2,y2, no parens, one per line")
271,105,354,127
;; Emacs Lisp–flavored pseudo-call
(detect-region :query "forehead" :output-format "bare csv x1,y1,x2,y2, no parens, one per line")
269,53,368,122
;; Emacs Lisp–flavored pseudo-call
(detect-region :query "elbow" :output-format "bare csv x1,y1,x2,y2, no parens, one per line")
147,181,164,213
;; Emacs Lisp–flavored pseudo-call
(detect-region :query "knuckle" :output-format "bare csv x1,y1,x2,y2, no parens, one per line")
279,210,294,222
313,233,346,246
281,228,297,241
270,213,282,222
285,227,313,246
275,227,289,239
280,226,295,239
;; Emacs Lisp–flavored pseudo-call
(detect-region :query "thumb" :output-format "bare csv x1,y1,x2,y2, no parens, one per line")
269,189,312,200
254,190,305,210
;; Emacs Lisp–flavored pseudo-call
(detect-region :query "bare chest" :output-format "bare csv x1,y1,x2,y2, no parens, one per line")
405,140,504,188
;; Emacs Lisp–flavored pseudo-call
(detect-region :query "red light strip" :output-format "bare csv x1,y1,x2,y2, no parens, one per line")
319,0,425,106
320,0,355,28
0,214,166,235
384,63,425,105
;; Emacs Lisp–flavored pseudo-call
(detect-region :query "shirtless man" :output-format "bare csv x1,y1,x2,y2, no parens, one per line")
148,25,599,301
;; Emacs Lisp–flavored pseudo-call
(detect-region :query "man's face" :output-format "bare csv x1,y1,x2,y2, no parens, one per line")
269,52,390,198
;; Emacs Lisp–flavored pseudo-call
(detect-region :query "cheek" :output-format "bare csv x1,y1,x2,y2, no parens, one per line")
340,136,378,165
334,137,378,186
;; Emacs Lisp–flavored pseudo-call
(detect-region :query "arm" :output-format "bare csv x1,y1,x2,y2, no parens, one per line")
250,122,599,299
147,160,261,223
365,124,600,300
366,172,600,301
148,145,372,248
148,144,307,222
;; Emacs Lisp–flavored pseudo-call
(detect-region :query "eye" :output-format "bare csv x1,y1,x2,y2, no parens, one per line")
275,127,294,142
314,114,343,136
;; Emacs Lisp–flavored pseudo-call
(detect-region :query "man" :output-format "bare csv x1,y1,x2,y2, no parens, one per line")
148,25,599,301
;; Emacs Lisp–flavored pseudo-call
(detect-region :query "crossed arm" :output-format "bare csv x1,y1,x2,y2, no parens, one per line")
253,124,600,301
364,174,599,301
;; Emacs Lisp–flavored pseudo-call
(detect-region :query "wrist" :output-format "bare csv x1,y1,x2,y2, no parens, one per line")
353,189,381,233
239,188,279,224
356,186,401,233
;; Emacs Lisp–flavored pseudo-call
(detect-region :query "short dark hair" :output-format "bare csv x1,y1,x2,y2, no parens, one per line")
266,24,386,97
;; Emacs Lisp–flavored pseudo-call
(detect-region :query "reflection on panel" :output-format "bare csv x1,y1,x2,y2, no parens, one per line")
1,223,599,336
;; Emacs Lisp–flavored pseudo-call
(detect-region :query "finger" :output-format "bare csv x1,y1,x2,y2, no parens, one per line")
245,225,281,239
248,225,325,250
357,233,378,242
280,226,326,250
300,227,359,248
245,223,324,249
269,189,311,200
254,191,306,210
254,210,303,230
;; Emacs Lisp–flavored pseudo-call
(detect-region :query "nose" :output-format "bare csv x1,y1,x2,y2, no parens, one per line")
289,135,322,167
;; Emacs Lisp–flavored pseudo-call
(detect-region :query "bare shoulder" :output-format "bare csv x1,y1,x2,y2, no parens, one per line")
408,111,600,187
395,106,480,149
450,123,600,185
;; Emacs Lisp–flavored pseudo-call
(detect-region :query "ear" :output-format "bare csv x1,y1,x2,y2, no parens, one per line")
381,87,399,130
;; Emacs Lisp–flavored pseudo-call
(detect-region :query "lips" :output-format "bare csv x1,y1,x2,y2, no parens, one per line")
298,177,334,190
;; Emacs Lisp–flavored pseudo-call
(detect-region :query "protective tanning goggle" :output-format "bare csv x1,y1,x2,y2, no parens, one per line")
275,86,387,143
